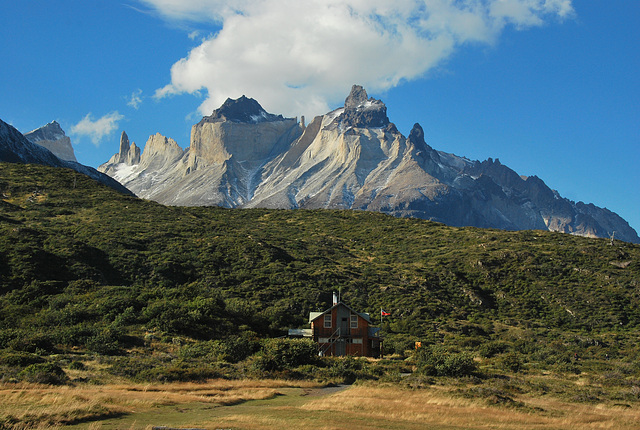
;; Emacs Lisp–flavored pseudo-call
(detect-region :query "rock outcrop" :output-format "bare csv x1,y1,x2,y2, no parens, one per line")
24,121,77,162
115,131,141,165
98,86,640,243
99,96,302,206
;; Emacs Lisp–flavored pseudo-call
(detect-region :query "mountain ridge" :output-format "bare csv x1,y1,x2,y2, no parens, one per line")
98,85,638,243
0,118,133,196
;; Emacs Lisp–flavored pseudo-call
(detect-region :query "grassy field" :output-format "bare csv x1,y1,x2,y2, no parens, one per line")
2,378,640,430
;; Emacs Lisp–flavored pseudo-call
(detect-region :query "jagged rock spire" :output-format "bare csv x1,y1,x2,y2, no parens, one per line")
344,85,369,108
408,123,425,144
112,131,140,165
335,84,390,129
119,131,130,159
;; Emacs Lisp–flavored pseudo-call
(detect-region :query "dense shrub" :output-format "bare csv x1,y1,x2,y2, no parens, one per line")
216,337,261,363
8,333,55,354
499,352,524,373
327,356,383,383
106,354,225,382
178,337,260,363
178,341,218,359
479,341,510,358
85,327,124,355
328,356,361,383
18,362,67,385
68,360,86,370
52,325,97,347
415,345,477,377
141,297,231,339
0,351,46,367
384,334,417,357
107,356,163,380
136,362,221,382
253,338,318,371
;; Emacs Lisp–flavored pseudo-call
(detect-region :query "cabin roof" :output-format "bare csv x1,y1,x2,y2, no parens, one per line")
309,301,372,324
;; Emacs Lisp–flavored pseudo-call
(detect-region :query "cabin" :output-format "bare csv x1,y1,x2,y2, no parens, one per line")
288,293,382,357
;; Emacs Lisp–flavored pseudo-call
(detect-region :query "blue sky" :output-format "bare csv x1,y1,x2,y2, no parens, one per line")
1,1,638,233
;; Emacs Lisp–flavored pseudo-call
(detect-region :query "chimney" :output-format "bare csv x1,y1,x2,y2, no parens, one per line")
333,291,339,305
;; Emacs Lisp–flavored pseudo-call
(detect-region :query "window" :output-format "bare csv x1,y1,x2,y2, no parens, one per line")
350,314,358,329
324,314,332,328
353,338,363,344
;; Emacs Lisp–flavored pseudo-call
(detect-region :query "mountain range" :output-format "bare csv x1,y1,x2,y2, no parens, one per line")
0,86,636,243
97,85,639,244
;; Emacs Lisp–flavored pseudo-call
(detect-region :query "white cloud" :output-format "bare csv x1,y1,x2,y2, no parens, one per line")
70,112,124,146
142,0,574,118
127,89,144,109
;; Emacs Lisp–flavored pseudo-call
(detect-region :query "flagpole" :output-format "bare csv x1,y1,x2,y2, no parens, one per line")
380,307,383,359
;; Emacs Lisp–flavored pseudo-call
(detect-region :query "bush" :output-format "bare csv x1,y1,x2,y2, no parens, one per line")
18,362,67,385
69,360,86,370
178,337,260,363
52,325,97,347
479,341,510,358
327,356,381,384
8,333,55,354
0,351,46,367
500,352,524,373
136,362,221,382
85,327,123,355
107,356,155,380
253,338,318,372
141,297,231,339
384,335,417,357
178,341,218,359
415,345,477,377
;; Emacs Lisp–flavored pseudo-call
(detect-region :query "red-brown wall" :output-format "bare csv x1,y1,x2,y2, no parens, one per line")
311,305,377,357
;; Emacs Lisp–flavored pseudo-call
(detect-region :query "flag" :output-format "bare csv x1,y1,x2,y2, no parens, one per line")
381,309,391,316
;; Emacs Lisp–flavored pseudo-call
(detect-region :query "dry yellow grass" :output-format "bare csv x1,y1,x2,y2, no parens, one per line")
0,379,321,429
3,381,639,430
299,385,640,430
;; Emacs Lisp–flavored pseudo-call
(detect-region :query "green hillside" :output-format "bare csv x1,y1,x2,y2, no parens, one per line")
1,162,639,384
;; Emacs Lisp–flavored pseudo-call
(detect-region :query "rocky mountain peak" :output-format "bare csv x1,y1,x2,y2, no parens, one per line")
24,121,77,162
334,85,390,129
25,121,65,142
102,130,140,167
408,122,439,161
408,123,429,149
199,95,286,124
344,84,369,108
